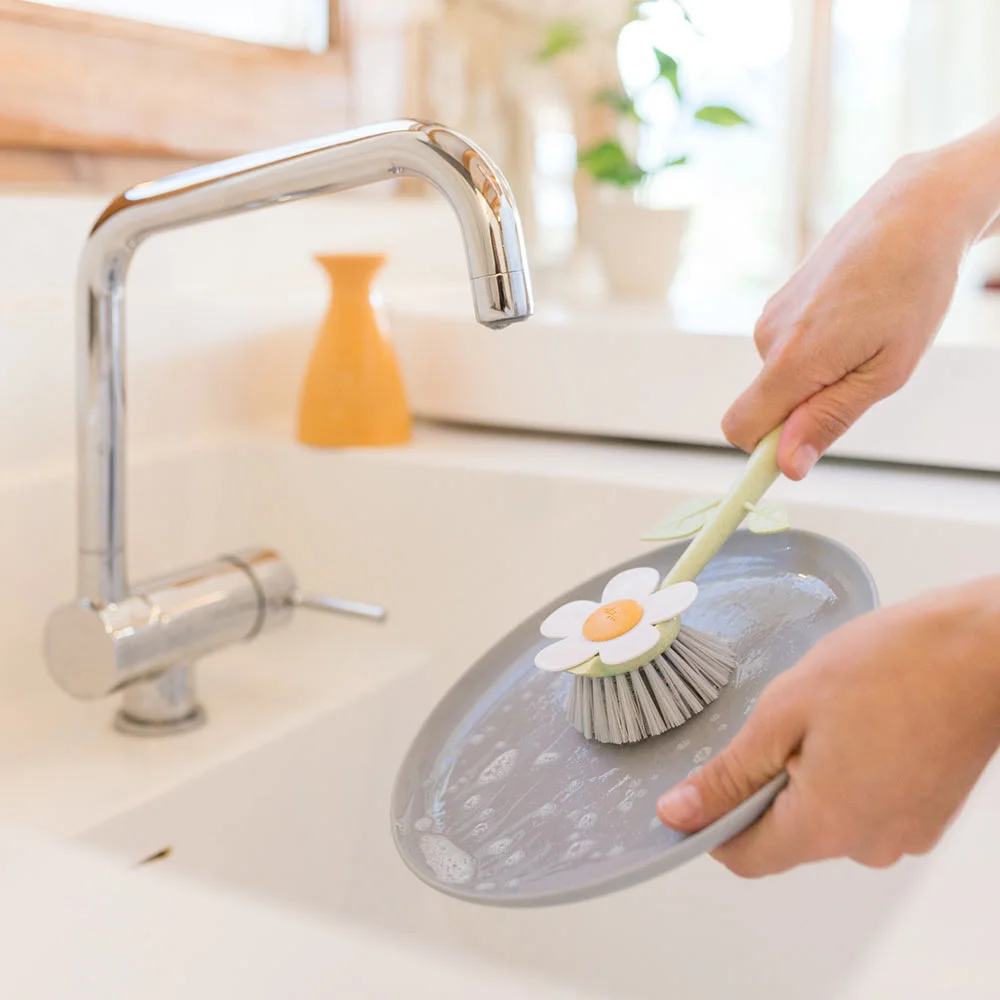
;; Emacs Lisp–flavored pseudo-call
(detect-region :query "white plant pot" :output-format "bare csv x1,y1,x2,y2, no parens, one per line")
590,199,691,302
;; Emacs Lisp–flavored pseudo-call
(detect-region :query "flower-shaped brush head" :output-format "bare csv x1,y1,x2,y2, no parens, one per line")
535,568,697,672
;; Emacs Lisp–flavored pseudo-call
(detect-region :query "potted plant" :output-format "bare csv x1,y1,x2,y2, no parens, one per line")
539,3,749,301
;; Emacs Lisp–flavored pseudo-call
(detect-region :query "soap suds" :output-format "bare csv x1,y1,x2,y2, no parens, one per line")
419,834,476,885
478,749,518,784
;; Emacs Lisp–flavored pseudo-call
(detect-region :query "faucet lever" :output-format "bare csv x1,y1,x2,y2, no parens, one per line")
291,592,388,623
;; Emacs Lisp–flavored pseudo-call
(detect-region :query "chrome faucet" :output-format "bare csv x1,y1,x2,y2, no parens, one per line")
43,120,533,736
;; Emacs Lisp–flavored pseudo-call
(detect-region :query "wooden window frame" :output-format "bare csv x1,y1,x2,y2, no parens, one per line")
0,0,356,186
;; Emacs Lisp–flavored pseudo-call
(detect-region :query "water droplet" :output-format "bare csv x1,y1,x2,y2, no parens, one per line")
475,881,497,891
533,751,560,766
577,812,598,830
505,849,526,867
463,795,482,812
607,844,625,857
709,713,720,722
688,765,703,778
470,733,485,746
471,822,489,838
505,878,522,889
414,817,432,832
617,798,635,814
636,788,648,798
488,838,513,856
676,739,691,751
693,746,712,764
536,802,557,818
718,723,728,732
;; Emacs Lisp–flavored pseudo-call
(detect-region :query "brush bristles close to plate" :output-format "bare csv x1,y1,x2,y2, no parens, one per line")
565,627,738,745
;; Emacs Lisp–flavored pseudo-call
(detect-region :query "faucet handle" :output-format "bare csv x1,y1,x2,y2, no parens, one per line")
290,591,387,623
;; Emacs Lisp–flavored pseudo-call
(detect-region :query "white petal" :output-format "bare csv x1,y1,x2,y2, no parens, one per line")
601,567,660,604
539,600,598,638
534,636,600,672
597,623,662,667
639,581,699,624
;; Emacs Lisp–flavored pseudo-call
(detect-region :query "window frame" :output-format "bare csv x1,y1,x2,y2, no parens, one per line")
0,0,355,185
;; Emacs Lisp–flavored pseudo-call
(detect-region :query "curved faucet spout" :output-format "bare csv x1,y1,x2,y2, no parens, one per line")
78,120,533,605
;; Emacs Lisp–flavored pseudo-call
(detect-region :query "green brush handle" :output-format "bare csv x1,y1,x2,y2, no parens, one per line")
660,425,783,589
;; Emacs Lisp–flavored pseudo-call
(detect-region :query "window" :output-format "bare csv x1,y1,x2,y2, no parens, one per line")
0,0,352,187
26,0,331,51
619,0,795,306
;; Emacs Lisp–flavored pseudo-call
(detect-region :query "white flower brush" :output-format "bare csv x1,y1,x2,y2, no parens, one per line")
535,426,788,745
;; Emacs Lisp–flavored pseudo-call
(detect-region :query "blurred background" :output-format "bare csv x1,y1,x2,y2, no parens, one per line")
4,0,1000,305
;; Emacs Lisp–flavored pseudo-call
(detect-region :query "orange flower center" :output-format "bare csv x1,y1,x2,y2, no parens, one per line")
582,599,644,642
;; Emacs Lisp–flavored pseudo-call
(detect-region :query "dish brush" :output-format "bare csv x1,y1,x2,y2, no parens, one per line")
535,425,788,744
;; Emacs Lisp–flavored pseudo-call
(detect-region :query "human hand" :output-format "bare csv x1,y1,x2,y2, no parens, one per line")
656,578,1000,877
724,126,1000,479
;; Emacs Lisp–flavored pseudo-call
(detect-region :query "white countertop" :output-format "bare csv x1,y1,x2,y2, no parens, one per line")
390,284,1000,472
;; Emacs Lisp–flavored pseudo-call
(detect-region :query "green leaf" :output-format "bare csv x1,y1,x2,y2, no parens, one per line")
593,89,640,120
642,497,720,541
694,105,750,127
537,20,585,62
653,48,682,101
675,1,695,25
744,501,790,535
577,140,646,187
659,154,688,169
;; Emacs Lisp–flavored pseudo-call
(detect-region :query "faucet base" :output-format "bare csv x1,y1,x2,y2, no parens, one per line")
114,704,206,737
114,663,206,737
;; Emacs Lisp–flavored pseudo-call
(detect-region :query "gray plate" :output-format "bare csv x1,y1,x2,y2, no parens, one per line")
391,530,877,907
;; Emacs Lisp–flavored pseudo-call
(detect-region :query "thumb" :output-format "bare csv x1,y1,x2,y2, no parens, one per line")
656,683,805,833
777,369,886,480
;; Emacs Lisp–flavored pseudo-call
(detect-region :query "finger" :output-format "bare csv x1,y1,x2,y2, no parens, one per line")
721,353,828,455
709,772,822,877
776,367,886,479
656,681,806,833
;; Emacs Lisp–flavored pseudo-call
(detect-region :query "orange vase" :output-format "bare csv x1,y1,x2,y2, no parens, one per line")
297,254,412,447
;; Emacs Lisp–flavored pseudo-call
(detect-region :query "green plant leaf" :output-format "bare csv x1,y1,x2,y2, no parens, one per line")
675,1,695,25
578,140,646,187
694,105,750,127
642,497,720,541
537,20,585,62
653,48,682,101
659,154,688,169
593,89,640,120
744,501,790,534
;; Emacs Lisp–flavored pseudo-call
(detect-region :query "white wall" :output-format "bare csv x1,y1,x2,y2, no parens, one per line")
0,191,466,485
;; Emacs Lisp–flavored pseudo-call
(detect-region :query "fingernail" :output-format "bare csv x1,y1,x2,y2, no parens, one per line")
657,784,703,827
790,444,819,479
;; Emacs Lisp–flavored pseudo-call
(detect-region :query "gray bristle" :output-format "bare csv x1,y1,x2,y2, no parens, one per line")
566,626,738,745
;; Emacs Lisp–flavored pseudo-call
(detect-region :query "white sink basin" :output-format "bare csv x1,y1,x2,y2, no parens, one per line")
67,427,1000,1000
